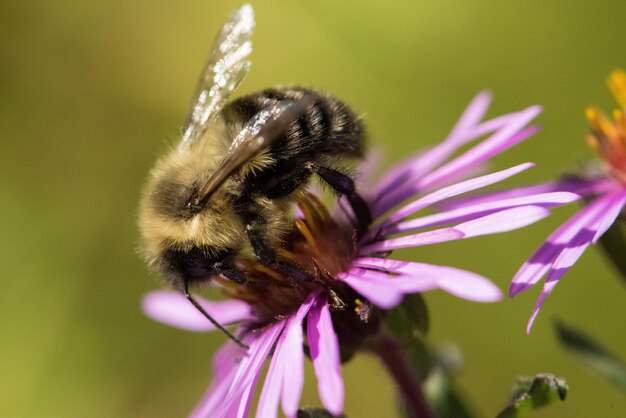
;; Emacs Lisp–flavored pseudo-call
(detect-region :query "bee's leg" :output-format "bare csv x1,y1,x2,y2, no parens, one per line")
264,163,372,232
181,277,248,349
213,259,247,284
312,165,372,231
273,261,316,283
263,168,312,199
242,206,315,283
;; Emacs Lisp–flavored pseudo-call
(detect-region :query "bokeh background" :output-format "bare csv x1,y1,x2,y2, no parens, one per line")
2,0,625,417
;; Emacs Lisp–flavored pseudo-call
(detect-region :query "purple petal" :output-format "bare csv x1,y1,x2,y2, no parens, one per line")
373,90,493,196
191,369,237,418
339,269,414,308
371,92,518,215
214,321,286,416
360,228,465,254
526,278,558,334
400,92,494,179
351,258,460,286
388,192,580,235
439,177,614,211
525,224,597,332
227,371,261,418
142,291,251,332
434,268,502,302
281,292,320,418
509,247,557,297
546,239,591,280
370,150,427,207
189,342,243,418
307,299,344,416
453,205,550,238
256,292,319,418
449,91,493,136
350,259,501,302
352,257,424,272
372,116,539,218
213,340,245,377
255,343,284,418
382,163,535,226
226,322,285,395
523,191,626,331
363,206,549,255
342,267,451,302
419,106,541,191
465,113,514,138
510,192,617,296
592,191,626,243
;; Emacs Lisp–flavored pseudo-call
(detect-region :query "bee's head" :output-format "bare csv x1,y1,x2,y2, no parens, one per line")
158,245,235,288
138,147,246,275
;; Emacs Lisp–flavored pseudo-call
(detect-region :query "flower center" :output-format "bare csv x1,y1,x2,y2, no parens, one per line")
216,193,360,326
586,69,626,184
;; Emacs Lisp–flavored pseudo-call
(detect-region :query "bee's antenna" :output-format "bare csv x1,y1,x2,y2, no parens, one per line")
183,280,249,349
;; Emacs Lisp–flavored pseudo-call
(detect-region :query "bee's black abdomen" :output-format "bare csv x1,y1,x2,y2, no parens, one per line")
222,87,365,160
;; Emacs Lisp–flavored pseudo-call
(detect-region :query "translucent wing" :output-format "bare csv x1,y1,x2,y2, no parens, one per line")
180,4,255,147
193,96,315,208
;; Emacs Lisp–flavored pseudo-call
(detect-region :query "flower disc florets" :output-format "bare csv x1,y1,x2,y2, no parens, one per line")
221,192,382,353
586,69,626,184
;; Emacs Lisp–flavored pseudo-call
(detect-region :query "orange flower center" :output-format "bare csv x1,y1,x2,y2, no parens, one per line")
586,69,626,184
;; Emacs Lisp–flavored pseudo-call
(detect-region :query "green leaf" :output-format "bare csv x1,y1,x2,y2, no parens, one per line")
555,320,626,390
496,374,568,418
596,214,626,284
297,407,345,418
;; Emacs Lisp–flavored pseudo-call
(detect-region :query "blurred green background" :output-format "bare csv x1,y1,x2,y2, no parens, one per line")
2,0,626,417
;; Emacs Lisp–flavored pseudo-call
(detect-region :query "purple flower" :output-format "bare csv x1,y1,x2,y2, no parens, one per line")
512,70,626,332
450,71,626,333
142,92,577,417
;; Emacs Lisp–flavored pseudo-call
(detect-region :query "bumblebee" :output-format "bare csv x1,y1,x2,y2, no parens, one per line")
138,5,370,344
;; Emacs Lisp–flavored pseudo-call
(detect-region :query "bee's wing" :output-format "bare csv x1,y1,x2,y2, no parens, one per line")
180,4,255,148
194,96,315,206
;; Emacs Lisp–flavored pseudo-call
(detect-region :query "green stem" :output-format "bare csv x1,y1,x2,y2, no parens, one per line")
369,333,435,418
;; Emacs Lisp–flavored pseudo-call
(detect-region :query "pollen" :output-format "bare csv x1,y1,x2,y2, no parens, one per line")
354,298,372,323
585,69,626,184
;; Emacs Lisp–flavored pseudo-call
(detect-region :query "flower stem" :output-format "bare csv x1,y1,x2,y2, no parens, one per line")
369,333,435,418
